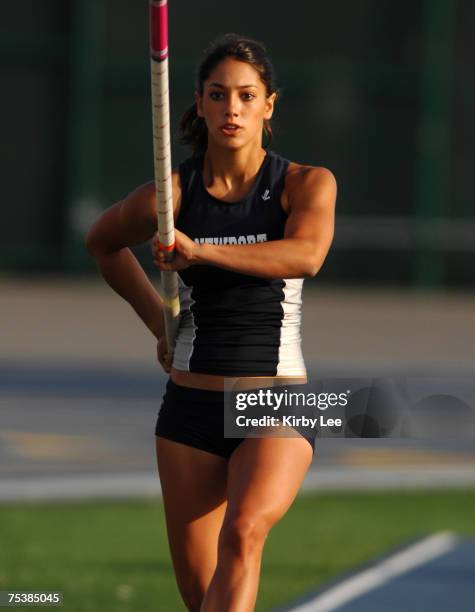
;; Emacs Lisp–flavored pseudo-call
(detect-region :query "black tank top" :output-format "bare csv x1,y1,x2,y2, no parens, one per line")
172,149,306,377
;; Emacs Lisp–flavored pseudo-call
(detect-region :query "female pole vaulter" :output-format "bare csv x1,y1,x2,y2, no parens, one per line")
86,34,336,612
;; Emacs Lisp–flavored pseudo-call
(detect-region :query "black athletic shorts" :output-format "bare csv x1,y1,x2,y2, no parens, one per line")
155,379,316,459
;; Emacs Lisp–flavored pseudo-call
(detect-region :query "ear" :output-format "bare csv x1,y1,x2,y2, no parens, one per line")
264,92,277,120
195,91,204,118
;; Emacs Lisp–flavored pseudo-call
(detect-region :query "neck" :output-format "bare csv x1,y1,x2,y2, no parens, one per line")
203,140,267,188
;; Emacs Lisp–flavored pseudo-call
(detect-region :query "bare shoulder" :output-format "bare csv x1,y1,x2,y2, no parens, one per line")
121,167,182,228
123,168,182,219
85,170,182,253
282,162,337,214
285,161,337,194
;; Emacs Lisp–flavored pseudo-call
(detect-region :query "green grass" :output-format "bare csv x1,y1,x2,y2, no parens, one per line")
0,489,474,611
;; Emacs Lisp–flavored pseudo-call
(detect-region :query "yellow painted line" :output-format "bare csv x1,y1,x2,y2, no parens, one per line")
341,448,475,467
0,430,110,461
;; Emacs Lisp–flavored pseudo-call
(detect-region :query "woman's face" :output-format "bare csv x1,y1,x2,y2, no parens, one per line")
196,58,276,150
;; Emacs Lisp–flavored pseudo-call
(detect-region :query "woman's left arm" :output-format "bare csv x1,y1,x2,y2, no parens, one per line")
153,166,337,279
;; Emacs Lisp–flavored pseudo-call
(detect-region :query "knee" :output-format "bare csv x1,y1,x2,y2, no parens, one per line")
218,515,271,560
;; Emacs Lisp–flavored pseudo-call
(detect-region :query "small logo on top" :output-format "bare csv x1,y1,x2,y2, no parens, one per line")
261,189,271,201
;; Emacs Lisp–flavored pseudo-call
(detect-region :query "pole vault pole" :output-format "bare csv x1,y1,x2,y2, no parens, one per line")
149,0,180,350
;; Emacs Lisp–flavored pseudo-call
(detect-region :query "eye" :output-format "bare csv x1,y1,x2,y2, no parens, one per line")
209,91,224,101
241,92,256,101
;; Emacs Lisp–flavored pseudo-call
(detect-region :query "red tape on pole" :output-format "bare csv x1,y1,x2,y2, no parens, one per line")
150,0,168,61
157,241,175,252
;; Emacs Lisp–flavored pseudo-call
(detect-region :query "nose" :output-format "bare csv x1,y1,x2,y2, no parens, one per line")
224,92,240,119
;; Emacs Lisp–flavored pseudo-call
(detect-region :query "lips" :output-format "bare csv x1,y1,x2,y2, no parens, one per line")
221,124,242,136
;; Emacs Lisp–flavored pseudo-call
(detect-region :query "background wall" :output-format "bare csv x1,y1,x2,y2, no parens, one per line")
0,0,473,287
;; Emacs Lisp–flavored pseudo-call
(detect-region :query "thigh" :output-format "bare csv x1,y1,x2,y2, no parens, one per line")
224,435,313,528
156,436,228,594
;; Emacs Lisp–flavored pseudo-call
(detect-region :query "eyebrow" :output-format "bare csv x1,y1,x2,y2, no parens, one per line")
208,82,258,89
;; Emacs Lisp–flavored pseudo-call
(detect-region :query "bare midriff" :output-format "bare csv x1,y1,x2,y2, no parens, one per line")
171,368,307,391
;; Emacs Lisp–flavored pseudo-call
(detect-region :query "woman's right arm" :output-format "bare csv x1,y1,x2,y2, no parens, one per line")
85,174,180,344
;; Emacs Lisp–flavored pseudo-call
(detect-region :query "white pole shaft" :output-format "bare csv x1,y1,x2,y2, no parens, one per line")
150,0,179,350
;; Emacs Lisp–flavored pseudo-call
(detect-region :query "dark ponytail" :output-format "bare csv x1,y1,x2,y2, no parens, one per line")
179,102,208,155
180,33,279,155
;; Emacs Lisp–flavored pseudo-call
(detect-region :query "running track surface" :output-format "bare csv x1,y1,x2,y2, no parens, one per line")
1,361,475,502
273,533,475,612
1,280,475,501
